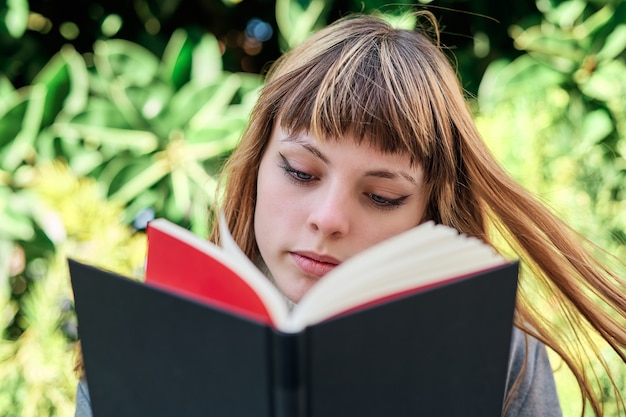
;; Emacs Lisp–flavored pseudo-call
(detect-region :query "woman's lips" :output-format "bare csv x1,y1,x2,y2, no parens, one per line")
290,252,339,278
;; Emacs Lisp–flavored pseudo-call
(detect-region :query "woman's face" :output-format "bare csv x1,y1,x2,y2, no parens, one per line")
254,125,428,303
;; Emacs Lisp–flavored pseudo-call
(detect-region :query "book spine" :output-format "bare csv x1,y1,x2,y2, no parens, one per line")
271,330,307,417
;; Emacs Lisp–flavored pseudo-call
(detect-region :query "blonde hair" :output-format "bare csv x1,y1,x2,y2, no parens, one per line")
213,12,626,416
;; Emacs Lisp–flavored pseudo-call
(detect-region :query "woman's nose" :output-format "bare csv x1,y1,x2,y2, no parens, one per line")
307,187,351,238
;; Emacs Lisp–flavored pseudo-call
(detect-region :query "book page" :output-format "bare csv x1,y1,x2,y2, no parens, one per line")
145,218,288,327
217,212,290,324
284,222,508,332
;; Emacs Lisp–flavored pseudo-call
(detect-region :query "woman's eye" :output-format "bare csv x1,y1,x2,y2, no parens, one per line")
289,168,314,181
279,154,316,183
367,193,408,209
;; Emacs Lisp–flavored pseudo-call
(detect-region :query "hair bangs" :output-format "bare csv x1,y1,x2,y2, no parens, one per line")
273,35,441,170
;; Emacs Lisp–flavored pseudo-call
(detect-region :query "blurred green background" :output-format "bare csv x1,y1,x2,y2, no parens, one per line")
1,0,625,416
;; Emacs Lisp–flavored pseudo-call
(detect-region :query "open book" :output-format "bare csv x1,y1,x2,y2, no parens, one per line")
144,215,510,332
69,217,520,417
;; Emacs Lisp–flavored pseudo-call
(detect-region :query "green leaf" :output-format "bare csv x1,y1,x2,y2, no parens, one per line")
32,45,89,126
185,159,218,195
108,158,170,204
184,133,240,160
191,33,223,85
189,194,210,238
93,39,160,85
596,24,626,61
1,0,28,38
95,154,138,189
61,124,159,154
160,78,230,128
0,211,34,240
0,76,15,106
276,0,328,49
161,28,195,89
67,97,133,129
477,55,565,109
63,90,150,136
184,123,242,145
169,167,191,218
0,87,28,149
578,4,613,38
0,188,36,240
580,109,613,150
189,73,243,128
617,137,626,159
122,79,174,136
1,84,45,171
547,0,586,28
122,189,159,225
581,60,626,101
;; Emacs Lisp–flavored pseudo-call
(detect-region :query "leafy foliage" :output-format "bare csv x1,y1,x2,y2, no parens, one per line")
55,30,262,236
1,1,625,416
0,161,146,417
476,1,626,415
478,0,626,259
0,14,261,417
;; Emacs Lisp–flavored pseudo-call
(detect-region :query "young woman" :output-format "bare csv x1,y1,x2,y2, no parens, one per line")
75,11,626,417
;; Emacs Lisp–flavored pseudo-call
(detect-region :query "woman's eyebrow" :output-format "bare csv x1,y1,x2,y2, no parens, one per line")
280,135,329,164
365,170,419,185
280,135,419,185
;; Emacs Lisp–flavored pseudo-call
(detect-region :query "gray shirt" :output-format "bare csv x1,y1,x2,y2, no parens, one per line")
74,327,562,417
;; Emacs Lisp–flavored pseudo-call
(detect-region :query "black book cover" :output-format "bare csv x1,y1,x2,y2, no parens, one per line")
69,258,519,417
